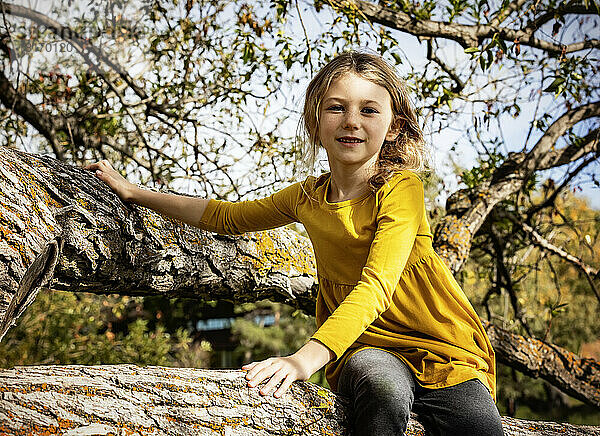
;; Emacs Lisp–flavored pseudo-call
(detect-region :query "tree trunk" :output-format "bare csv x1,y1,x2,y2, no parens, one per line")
0,146,599,427
0,365,598,435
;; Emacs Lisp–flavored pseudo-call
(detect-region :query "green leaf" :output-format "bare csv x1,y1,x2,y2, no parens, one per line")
543,77,565,93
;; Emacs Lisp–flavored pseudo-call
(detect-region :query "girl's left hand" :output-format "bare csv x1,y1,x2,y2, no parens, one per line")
242,354,311,398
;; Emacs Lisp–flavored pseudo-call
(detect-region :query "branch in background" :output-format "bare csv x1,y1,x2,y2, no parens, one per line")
485,321,600,410
523,101,600,173
1,3,218,123
525,2,600,32
520,220,600,304
489,225,532,335
540,128,600,170
489,0,529,27
349,0,599,54
425,39,465,93
433,101,599,273
0,68,64,159
527,152,599,219
0,67,154,171
0,3,148,101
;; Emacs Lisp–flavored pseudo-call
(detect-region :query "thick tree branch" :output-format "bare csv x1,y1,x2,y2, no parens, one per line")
349,0,599,54
2,365,598,435
485,321,600,409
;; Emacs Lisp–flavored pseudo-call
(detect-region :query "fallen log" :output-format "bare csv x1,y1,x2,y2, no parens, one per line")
0,365,598,435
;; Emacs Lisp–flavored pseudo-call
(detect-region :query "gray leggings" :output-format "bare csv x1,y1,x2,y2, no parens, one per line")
338,348,504,436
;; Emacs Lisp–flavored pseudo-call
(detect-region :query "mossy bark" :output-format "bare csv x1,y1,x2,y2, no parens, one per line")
1,365,599,435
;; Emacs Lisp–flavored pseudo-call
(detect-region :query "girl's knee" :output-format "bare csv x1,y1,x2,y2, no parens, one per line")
340,349,415,418
459,403,503,436
341,349,414,394
448,384,503,436
416,380,503,436
350,373,414,436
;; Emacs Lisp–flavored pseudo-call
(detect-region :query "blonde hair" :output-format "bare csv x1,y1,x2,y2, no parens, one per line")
299,50,430,191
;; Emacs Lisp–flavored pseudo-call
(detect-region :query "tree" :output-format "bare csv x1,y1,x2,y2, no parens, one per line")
1,0,599,431
1,146,599,434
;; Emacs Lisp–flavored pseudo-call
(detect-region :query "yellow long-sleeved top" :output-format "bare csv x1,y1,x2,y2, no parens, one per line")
199,171,496,399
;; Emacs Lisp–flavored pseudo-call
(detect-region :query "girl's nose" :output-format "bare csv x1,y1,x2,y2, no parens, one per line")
343,111,360,129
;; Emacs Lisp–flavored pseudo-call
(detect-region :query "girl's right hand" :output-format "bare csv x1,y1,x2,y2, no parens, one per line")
84,160,137,202
242,354,311,398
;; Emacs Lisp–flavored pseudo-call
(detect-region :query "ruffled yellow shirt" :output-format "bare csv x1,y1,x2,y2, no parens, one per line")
199,171,496,400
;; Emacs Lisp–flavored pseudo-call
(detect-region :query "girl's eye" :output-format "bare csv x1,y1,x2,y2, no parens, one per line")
325,105,379,113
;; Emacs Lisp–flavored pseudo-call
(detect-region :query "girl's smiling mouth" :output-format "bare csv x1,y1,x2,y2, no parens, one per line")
337,136,365,144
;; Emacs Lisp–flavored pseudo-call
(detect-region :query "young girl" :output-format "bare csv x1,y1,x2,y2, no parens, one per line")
86,51,503,435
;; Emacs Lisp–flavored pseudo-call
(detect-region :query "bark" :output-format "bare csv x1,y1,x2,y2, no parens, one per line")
485,322,600,410
350,0,600,54
1,365,599,436
0,145,318,340
0,365,351,436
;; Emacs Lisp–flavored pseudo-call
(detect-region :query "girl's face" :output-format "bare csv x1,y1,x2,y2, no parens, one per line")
318,72,398,176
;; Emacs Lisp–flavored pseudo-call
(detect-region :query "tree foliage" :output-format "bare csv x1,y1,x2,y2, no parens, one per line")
0,290,210,368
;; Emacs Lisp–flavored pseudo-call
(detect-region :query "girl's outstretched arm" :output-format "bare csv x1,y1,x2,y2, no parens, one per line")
84,160,209,228
242,339,335,398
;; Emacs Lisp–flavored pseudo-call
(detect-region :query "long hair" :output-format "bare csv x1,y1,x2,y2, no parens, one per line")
299,50,431,191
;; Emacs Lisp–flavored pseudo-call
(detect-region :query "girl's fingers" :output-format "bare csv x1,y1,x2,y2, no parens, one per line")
246,361,279,387
259,370,286,396
84,160,112,171
241,361,258,371
242,358,298,397
244,359,272,380
273,374,294,398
